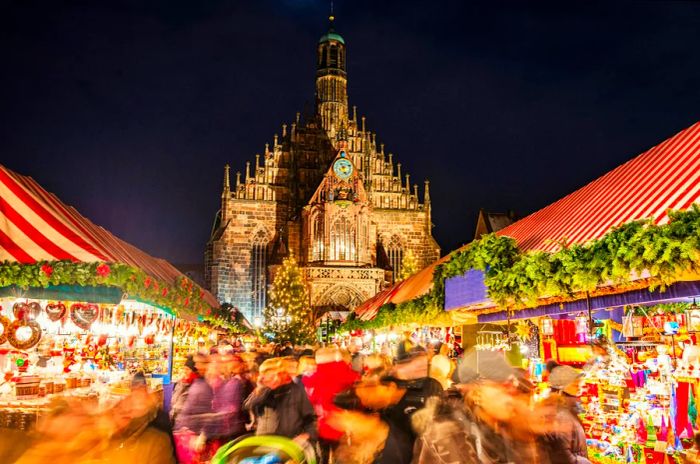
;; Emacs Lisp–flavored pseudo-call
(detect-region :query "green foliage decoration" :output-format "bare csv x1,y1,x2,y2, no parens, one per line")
201,303,249,334
341,206,700,331
0,260,214,317
341,293,453,331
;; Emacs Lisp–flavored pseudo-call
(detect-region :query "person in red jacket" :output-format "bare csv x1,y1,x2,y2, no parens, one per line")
303,347,360,464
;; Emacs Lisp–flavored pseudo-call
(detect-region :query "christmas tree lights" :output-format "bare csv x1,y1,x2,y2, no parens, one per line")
263,255,316,345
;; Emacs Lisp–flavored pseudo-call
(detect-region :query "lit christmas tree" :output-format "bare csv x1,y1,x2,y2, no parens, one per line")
263,254,316,345
399,249,419,280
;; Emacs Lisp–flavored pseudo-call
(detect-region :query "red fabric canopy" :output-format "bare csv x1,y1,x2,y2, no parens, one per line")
497,121,700,251
0,164,218,307
354,252,458,321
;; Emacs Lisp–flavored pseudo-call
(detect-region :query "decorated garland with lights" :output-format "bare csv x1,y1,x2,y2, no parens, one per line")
341,206,700,331
201,303,249,334
0,261,214,318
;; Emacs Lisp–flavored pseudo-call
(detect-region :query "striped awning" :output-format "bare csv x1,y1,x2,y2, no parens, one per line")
0,164,218,307
497,121,700,251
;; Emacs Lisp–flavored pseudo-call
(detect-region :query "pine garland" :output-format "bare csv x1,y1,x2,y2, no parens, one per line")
201,303,249,334
341,206,700,331
0,260,213,318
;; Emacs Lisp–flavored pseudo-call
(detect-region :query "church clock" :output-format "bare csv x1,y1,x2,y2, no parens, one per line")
333,157,353,180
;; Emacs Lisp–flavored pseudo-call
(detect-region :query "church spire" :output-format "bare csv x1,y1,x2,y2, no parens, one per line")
222,164,231,198
316,12,348,134
221,164,231,221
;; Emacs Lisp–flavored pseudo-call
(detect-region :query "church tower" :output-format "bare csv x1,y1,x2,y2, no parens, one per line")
316,16,348,135
206,17,440,322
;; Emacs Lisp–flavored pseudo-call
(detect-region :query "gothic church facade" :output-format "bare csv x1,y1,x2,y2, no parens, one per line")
205,20,440,322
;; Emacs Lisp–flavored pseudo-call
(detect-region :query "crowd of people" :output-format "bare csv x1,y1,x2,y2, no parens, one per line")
147,337,597,464
5,336,700,464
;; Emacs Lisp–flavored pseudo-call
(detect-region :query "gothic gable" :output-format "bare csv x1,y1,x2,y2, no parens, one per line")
307,147,368,207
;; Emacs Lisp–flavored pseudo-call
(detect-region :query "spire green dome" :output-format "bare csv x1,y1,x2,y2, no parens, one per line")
319,31,344,44
320,14,344,44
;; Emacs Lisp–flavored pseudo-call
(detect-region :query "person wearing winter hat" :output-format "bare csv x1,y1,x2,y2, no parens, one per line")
538,365,591,464
169,355,198,424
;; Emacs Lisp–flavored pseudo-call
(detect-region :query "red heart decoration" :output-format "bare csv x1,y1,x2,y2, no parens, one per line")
12,302,29,320
45,303,66,322
70,303,99,331
26,302,41,320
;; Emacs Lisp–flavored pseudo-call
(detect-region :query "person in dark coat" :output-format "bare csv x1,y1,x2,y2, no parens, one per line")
376,348,443,464
538,365,591,464
170,355,198,425
174,354,216,438
243,357,317,445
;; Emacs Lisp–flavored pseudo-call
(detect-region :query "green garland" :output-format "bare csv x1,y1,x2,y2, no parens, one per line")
0,260,214,317
485,206,700,307
628,302,692,316
341,206,700,331
201,303,249,334
341,294,453,331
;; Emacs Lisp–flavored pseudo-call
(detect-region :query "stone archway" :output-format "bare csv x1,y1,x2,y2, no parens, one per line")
315,284,369,311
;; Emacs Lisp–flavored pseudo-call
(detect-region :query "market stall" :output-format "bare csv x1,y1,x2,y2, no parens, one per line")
0,164,222,430
437,121,700,462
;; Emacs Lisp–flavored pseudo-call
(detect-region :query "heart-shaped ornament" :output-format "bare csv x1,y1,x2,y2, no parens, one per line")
45,303,67,322
70,304,99,331
26,302,41,320
0,315,9,345
12,302,29,320
7,319,42,350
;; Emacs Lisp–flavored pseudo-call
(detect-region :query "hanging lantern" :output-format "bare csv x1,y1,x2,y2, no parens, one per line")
687,299,700,333
575,313,589,335
541,316,554,336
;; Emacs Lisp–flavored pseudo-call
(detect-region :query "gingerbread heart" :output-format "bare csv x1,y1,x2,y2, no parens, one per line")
7,319,42,350
45,303,66,322
0,315,9,345
70,303,99,331
12,302,29,320
26,302,41,320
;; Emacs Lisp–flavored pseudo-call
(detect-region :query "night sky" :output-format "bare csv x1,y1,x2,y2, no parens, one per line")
2,1,699,265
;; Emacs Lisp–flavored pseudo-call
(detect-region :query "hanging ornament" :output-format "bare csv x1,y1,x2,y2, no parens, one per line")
45,302,67,322
0,314,9,345
575,313,589,335
541,316,554,336
7,319,42,350
70,303,99,330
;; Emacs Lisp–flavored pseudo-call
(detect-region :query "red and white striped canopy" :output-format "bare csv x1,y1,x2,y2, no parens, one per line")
0,164,218,307
498,121,700,251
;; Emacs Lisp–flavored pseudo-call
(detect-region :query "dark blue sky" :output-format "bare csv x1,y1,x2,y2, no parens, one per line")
2,0,699,264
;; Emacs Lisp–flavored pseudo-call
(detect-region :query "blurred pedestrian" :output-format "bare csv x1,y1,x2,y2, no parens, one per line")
174,354,215,438
170,355,198,425
303,347,360,463
538,365,591,464
243,357,317,446
379,347,443,464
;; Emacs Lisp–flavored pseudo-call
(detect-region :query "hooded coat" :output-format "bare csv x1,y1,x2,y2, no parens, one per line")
538,394,591,464
302,360,360,441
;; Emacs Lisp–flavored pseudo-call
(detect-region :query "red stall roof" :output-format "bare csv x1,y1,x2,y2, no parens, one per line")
0,165,219,307
354,252,457,321
497,121,700,251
